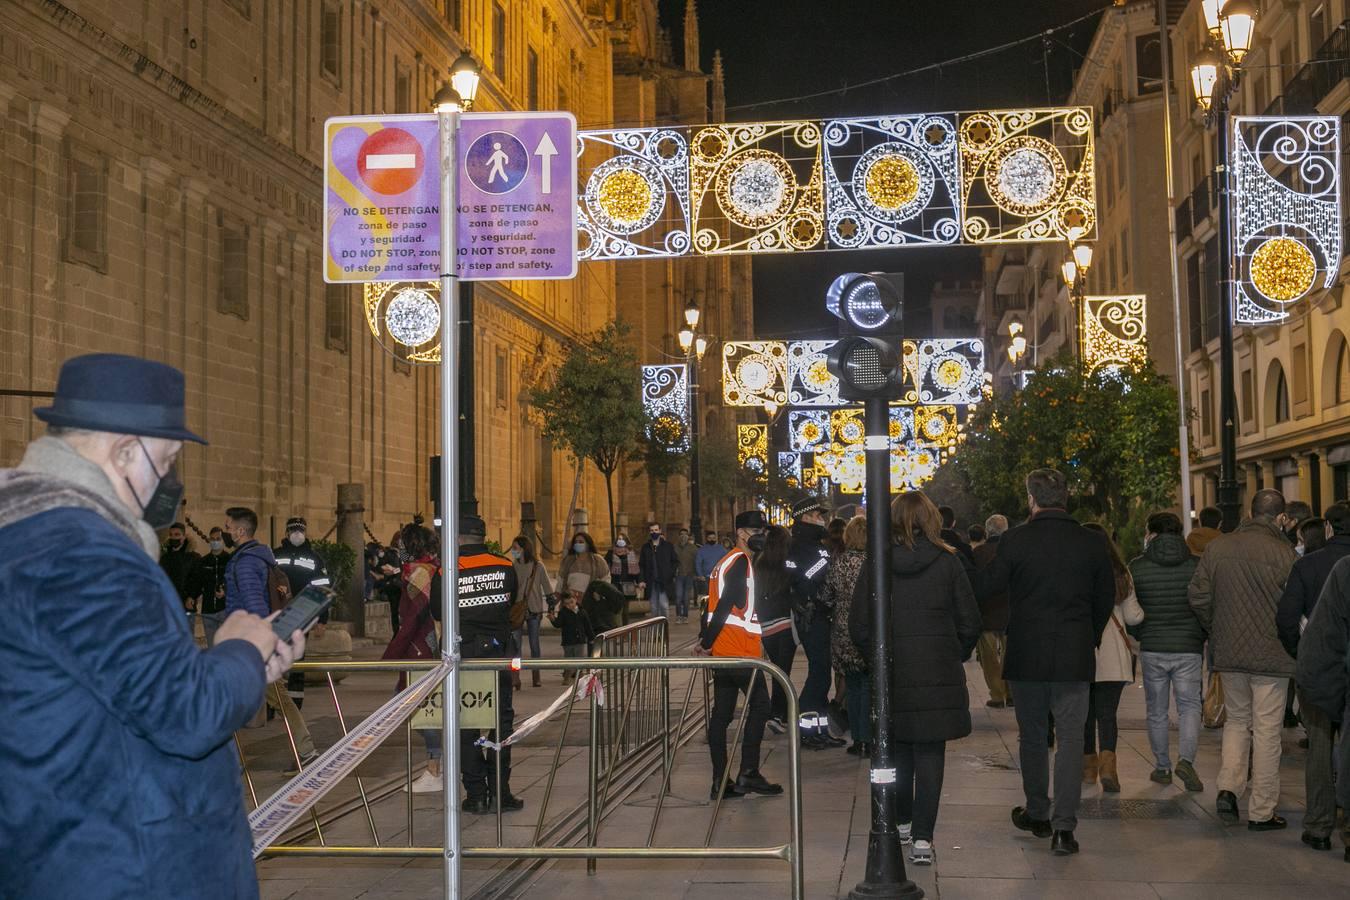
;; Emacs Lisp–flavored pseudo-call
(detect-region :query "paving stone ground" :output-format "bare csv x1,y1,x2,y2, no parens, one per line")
250,619,1349,899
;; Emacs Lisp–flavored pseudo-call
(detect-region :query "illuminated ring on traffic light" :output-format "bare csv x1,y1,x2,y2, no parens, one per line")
825,272,902,333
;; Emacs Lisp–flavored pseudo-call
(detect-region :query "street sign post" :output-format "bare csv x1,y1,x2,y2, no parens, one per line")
324,111,576,283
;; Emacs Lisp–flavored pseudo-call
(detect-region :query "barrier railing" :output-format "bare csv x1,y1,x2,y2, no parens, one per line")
245,656,802,899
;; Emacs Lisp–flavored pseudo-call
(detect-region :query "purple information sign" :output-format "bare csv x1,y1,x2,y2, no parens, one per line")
454,112,577,281
324,112,576,283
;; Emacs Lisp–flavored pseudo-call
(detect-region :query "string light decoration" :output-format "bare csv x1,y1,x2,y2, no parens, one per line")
1081,295,1148,376
789,409,831,451
577,128,691,260
1231,115,1342,324
722,341,789,409
690,121,825,254
903,338,986,405
363,281,442,364
823,115,961,248
787,340,844,406
958,107,1096,244
737,423,769,474
777,452,802,487
641,364,690,452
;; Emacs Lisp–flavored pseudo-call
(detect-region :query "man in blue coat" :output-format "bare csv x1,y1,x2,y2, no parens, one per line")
0,354,306,899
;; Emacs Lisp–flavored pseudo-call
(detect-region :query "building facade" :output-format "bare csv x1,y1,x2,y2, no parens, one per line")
1170,0,1350,512
0,0,747,553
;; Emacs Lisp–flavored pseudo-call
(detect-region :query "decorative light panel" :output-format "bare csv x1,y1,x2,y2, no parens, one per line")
958,107,1095,244
788,409,831,452
786,340,843,406
902,339,985,405
689,120,825,255
1231,116,1342,324
363,281,442,364
577,129,691,260
641,364,689,452
738,423,769,474
891,446,945,493
823,115,962,248
1080,295,1148,376
778,452,802,487
722,341,789,408
914,405,961,449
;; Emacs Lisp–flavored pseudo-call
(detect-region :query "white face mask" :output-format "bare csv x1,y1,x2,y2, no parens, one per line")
210,540,224,552
573,542,587,554
615,539,627,549
288,532,305,547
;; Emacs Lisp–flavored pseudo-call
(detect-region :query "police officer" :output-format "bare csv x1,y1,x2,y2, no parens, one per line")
273,516,330,713
786,497,841,749
456,514,523,814
697,510,782,801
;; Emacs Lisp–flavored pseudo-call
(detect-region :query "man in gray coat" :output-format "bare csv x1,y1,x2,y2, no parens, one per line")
1188,489,1296,831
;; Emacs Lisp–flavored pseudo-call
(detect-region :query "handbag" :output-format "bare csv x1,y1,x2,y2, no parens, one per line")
509,565,536,631
1203,671,1227,729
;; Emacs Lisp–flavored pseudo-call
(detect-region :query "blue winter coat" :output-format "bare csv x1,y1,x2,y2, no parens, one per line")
0,507,267,899
225,539,275,617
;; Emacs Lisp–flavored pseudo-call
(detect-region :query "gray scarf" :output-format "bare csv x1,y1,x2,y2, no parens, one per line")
0,436,160,558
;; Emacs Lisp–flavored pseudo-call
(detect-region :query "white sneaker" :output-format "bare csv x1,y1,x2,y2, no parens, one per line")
407,770,444,794
908,839,933,865
897,822,912,845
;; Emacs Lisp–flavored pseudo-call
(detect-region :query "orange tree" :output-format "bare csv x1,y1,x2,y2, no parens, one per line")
954,354,1181,545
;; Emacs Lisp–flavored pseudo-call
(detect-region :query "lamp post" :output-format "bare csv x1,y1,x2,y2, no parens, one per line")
449,51,483,520
432,51,480,900
1191,0,1258,532
1062,238,1094,366
678,299,709,539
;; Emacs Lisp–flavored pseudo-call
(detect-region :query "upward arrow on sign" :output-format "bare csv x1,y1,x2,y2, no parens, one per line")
534,133,557,195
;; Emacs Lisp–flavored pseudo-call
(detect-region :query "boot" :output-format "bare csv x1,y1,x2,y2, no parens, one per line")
532,670,542,688
1083,752,1099,786
1099,750,1120,793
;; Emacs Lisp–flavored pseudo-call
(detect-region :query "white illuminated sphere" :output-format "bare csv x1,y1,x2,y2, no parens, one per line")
996,148,1056,207
728,159,786,218
385,287,441,347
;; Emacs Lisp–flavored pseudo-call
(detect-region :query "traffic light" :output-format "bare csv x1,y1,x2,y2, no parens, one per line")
824,273,904,401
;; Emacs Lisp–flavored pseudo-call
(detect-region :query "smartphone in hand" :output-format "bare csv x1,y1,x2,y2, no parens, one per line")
271,586,336,642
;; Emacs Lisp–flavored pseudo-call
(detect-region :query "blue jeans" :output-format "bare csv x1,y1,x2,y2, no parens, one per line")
1140,651,1202,770
845,671,871,743
647,584,670,618
674,576,694,618
524,613,543,658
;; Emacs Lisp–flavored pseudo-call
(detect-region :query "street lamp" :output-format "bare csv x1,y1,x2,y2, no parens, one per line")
680,307,710,540
1007,320,1027,366
1190,0,1260,532
449,51,482,109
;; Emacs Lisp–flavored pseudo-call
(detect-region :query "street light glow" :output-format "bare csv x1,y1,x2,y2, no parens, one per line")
678,328,694,353
684,302,701,328
1201,0,1225,37
433,84,464,114
1190,49,1220,109
449,51,482,109
1219,0,1258,64
1072,242,1095,271
1061,259,1078,286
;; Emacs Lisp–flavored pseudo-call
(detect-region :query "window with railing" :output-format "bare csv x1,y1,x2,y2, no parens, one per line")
1273,19,1350,116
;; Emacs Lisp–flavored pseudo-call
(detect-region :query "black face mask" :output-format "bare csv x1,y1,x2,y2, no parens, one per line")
747,531,767,553
128,439,184,531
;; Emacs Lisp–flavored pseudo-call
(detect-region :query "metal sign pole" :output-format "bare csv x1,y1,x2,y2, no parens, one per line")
437,102,464,900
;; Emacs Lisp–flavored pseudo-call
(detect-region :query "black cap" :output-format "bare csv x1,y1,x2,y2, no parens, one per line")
460,514,487,538
734,510,767,530
286,516,307,531
791,497,829,520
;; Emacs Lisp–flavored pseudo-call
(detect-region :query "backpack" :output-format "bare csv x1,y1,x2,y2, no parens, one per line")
267,562,292,612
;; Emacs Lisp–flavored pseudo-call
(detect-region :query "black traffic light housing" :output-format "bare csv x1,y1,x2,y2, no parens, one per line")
824,273,904,401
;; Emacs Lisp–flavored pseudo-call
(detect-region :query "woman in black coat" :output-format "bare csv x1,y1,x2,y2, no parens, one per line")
851,491,981,865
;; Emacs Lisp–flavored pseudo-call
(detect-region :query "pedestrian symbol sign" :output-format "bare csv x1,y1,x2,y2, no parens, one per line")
324,111,576,283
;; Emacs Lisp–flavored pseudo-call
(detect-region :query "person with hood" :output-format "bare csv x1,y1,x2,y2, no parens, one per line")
0,353,304,899
787,497,840,748
1188,489,1297,831
1278,501,1350,853
850,492,980,866
578,574,628,633
1186,506,1223,557
1129,512,1205,792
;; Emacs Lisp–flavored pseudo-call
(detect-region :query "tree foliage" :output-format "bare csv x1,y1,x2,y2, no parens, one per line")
954,355,1181,546
528,322,648,544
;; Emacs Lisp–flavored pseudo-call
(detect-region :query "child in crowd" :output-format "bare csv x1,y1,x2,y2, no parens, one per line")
548,582,596,682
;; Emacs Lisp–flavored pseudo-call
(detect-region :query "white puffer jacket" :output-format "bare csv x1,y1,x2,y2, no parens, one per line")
1095,578,1145,683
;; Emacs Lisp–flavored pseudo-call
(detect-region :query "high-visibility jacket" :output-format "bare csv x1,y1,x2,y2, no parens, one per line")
704,548,761,658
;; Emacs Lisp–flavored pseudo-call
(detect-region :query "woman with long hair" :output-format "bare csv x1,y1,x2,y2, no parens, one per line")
380,523,443,793
510,535,553,689
754,525,795,733
1081,523,1144,793
826,516,870,754
605,532,641,610
850,491,981,866
559,531,609,588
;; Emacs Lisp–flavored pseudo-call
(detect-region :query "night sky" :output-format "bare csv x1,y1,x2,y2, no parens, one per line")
657,0,1112,337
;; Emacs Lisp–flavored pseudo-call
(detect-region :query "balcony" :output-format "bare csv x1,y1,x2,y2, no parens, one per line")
1270,19,1350,115
1189,173,1214,231
1175,194,1192,241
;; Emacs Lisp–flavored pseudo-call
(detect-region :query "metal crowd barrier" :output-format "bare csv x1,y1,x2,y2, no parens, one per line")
243,654,803,899
591,617,670,776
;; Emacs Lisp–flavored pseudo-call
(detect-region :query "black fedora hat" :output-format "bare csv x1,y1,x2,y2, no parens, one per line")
34,353,207,444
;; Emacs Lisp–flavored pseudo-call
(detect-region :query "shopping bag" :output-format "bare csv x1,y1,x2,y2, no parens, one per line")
1202,671,1226,729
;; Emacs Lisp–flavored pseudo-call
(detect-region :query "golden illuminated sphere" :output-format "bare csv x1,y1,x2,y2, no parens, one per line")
864,155,920,211
1250,237,1316,302
888,418,903,439
597,169,653,226
806,359,833,387
937,359,966,388
801,422,821,442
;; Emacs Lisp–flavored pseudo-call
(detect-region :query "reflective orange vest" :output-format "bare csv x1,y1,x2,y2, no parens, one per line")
705,548,761,659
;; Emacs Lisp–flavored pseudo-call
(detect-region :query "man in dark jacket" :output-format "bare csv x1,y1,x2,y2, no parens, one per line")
1279,501,1350,852
456,514,522,813
225,506,314,762
274,516,332,714
939,504,974,563
638,522,678,619
984,468,1114,856
0,353,303,900
972,514,1011,708
187,526,232,645
1189,489,1296,831
1295,555,1350,862
159,521,200,606
1129,512,1204,791
786,497,841,748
